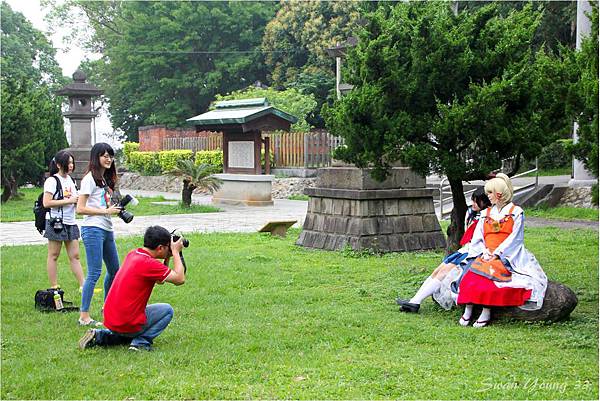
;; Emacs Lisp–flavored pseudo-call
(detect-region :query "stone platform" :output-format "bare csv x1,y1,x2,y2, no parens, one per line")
296,167,446,252
212,173,274,206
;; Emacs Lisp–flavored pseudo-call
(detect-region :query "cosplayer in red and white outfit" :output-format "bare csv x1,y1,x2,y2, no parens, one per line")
457,173,548,327
396,189,492,313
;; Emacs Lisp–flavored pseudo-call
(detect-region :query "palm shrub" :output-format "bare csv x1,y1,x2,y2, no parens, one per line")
164,159,222,207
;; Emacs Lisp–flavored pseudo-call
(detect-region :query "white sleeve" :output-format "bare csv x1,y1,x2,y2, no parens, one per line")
43,177,57,195
79,174,94,196
466,217,485,259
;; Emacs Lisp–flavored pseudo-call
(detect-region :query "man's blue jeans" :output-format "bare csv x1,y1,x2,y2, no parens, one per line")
95,303,174,349
80,226,120,312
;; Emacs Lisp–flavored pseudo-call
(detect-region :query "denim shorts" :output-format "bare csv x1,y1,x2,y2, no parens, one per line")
43,221,80,241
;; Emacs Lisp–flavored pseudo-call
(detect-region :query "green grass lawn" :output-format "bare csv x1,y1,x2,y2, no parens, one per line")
525,206,598,221
287,194,310,201
1,227,597,399
522,167,571,177
0,187,220,222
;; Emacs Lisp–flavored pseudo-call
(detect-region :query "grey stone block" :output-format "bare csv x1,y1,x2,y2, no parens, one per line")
303,214,315,230
359,201,370,217
333,199,344,215
324,234,337,250
296,230,306,246
334,216,349,234
323,215,336,233
384,199,399,216
335,236,348,250
347,218,361,236
388,234,407,251
316,167,425,189
308,197,321,213
404,234,422,251
393,216,410,234
322,198,333,214
407,215,424,233
313,233,327,249
377,217,394,234
368,200,384,216
342,199,351,216
314,215,325,231
360,218,378,235
398,199,413,215
422,214,441,232
349,199,358,216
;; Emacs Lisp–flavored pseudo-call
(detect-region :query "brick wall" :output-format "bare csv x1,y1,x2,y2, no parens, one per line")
138,125,217,151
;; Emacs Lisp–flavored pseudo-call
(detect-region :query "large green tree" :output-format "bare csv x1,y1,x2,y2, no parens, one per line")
262,0,362,127
214,87,317,132
324,2,575,250
45,1,278,141
1,3,67,202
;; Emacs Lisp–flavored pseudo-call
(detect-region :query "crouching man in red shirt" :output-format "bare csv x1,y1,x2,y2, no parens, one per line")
79,225,185,351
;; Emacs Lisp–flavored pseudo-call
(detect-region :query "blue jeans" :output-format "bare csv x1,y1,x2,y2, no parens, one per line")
94,303,174,349
80,226,120,312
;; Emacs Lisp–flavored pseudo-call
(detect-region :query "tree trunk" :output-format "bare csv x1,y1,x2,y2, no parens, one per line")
446,178,468,253
181,180,197,208
1,176,18,204
181,180,193,207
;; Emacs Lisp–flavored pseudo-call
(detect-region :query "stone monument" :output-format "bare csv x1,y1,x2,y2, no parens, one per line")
55,69,103,181
297,165,446,252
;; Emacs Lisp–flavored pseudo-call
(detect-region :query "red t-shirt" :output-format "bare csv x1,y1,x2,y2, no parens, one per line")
103,248,171,333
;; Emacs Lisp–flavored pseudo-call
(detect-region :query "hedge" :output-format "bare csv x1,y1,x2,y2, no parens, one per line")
195,150,223,174
123,142,140,163
158,150,193,172
127,149,223,175
127,151,161,175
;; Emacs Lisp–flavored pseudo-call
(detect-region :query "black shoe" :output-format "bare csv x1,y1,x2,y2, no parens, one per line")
79,329,97,349
396,299,420,313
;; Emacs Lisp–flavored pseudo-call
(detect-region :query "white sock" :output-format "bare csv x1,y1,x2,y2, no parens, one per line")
461,305,473,321
474,308,491,326
409,276,442,304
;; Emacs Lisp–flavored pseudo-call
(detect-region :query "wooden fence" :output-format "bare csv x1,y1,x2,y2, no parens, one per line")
163,135,222,153
163,131,344,168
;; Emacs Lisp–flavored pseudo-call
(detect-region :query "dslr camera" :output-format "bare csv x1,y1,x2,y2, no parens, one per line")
49,217,64,232
115,194,139,223
171,232,190,272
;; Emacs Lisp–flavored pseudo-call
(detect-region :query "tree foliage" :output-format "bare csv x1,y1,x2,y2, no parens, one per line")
45,1,278,141
262,0,362,127
214,87,317,132
1,3,67,202
324,2,574,250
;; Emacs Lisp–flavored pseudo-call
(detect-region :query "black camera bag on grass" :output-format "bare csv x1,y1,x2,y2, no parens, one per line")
35,289,78,312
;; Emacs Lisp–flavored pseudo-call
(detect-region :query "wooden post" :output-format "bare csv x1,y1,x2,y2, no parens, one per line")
264,136,271,175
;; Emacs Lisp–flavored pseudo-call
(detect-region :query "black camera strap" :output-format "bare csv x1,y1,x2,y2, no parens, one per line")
49,175,64,221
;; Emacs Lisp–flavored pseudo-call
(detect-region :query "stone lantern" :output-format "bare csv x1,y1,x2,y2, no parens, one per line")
55,69,103,181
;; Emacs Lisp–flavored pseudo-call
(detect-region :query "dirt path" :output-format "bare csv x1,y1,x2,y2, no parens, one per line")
526,217,598,231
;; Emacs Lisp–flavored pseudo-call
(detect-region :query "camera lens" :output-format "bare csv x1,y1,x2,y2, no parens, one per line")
119,210,134,223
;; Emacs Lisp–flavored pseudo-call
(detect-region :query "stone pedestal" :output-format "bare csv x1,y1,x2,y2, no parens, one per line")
297,167,446,252
67,146,92,182
212,173,274,206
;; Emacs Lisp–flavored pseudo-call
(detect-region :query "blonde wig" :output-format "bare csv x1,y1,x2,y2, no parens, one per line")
484,173,514,204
